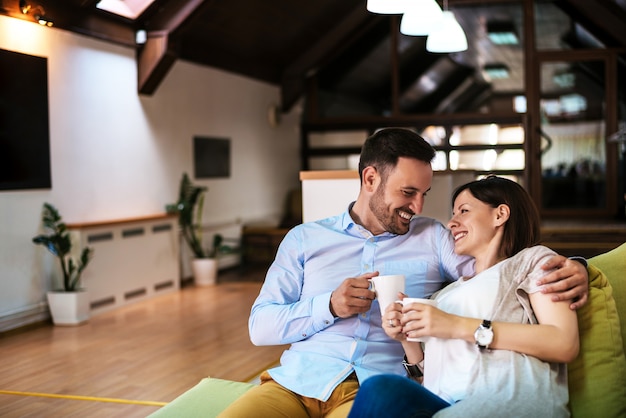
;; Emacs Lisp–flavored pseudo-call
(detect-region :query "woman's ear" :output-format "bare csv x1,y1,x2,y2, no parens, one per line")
495,204,510,226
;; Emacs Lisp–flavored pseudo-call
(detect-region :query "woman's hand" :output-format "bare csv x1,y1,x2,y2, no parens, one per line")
400,301,459,341
538,255,589,310
382,301,406,341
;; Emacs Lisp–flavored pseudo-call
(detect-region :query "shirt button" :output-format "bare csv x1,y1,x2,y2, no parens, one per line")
324,320,330,324
364,264,370,269
302,333,307,337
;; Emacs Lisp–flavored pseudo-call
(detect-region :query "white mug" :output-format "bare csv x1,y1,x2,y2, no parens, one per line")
369,274,405,317
399,297,438,342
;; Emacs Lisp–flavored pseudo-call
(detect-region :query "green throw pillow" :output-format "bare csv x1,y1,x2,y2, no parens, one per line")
567,263,626,418
589,243,626,354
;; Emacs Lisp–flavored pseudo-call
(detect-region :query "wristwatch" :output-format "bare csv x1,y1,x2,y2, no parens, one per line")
402,355,423,379
474,319,494,351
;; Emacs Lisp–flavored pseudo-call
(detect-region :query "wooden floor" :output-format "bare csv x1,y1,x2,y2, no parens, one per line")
0,265,287,417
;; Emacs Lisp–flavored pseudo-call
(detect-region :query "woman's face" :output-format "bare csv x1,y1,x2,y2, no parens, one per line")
447,189,504,258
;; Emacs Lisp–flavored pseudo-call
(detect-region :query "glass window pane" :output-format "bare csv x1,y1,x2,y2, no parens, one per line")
535,3,606,51
309,156,354,170
454,124,524,145
450,150,521,171
309,131,368,148
540,60,607,209
432,151,447,171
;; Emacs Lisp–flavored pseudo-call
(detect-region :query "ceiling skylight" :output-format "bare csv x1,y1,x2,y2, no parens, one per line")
96,0,155,20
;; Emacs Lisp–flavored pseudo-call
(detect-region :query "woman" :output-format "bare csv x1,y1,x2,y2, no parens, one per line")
348,176,579,418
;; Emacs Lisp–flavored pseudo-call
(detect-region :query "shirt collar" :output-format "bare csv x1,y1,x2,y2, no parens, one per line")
341,201,397,238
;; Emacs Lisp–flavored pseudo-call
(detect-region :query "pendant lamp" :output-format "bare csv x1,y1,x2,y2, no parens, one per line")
367,0,410,14
426,4,467,53
400,0,443,36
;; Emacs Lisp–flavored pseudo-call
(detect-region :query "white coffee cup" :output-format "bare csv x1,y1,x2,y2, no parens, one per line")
369,274,405,317
399,297,438,342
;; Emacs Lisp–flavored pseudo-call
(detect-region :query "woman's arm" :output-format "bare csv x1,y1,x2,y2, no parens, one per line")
491,291,579,362
402,295,579,363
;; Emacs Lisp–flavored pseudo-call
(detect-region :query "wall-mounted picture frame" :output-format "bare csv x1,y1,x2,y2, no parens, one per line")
0,48,51,191
193,136,231,179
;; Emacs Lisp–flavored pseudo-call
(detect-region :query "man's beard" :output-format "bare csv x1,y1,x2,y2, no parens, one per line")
369,183,411,235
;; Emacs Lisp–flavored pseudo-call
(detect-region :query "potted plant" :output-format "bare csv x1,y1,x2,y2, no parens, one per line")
174,173,225,286
32,202,94,325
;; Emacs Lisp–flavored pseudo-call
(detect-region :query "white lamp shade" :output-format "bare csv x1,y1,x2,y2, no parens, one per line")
400,0,443,36
367,0,410,14
426,11,468,53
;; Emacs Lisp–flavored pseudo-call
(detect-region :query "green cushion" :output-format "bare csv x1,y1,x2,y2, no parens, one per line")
589,242,626,354
148,378,255,418
567,259,626,418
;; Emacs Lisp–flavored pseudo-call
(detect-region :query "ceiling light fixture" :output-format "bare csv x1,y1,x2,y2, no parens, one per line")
19,0,30,14
400,0,443,36
426,0,467,53
366,0,410,15
34,11,53,26
18,0,53,26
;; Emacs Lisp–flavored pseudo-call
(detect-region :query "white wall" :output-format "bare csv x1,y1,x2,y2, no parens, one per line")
0,15,301,331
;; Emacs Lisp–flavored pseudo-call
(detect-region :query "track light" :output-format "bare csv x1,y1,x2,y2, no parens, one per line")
19,0,31,13
18,0,53,26
35,12,53,26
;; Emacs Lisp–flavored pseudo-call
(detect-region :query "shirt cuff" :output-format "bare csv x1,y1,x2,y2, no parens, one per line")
569,256,588,268
313,291,337,328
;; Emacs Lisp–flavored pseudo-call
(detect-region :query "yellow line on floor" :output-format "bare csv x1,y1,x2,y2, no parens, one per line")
0,390,167,407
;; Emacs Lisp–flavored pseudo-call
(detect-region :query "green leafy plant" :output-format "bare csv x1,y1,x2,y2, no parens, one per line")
32,203,94,292
176,172,208,258
174,173,234,259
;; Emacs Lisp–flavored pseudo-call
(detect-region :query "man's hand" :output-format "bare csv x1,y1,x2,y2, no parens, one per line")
330,272,377,318
537,255,589,310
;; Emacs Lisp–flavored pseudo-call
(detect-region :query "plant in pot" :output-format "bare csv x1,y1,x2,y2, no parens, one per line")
32,202,94,325
175,173,225,286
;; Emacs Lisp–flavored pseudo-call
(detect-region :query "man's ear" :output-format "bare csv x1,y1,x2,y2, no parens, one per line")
495,204,510,226
361,166,380,192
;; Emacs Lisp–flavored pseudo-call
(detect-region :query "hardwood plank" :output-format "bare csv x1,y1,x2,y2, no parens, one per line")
0,267,286,416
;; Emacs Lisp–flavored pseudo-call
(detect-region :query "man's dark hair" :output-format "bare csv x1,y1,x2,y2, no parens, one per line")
358,128,436,182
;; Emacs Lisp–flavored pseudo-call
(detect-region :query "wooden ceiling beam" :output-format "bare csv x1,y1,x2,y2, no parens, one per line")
558,0,626,47
143,0,209,34
137,31,177,95
137,0,210,95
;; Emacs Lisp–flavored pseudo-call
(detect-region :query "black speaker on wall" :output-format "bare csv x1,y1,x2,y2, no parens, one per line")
0,48,51,191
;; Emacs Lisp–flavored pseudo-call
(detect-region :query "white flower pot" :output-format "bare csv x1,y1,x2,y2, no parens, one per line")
192,258,218,286
46,290,90,326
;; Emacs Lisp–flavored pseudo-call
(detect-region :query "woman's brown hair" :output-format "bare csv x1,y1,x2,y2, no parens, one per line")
452,176,541,258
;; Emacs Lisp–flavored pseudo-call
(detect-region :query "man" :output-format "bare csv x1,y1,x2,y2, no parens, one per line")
219,128,588,418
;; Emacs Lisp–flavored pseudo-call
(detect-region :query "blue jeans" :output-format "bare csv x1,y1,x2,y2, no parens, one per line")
348,375,450,418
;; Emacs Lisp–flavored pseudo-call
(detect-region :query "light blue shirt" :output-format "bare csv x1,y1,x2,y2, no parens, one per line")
248,205,473,401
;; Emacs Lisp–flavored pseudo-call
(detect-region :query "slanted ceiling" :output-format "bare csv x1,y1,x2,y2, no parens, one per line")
1,0,625,115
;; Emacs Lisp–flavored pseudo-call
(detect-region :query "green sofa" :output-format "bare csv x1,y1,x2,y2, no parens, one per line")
149,243,626,418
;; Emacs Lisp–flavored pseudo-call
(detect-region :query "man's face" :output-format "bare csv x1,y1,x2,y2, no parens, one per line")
369,157,433,235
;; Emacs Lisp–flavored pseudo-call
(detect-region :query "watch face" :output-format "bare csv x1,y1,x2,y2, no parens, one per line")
475,326,494,346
